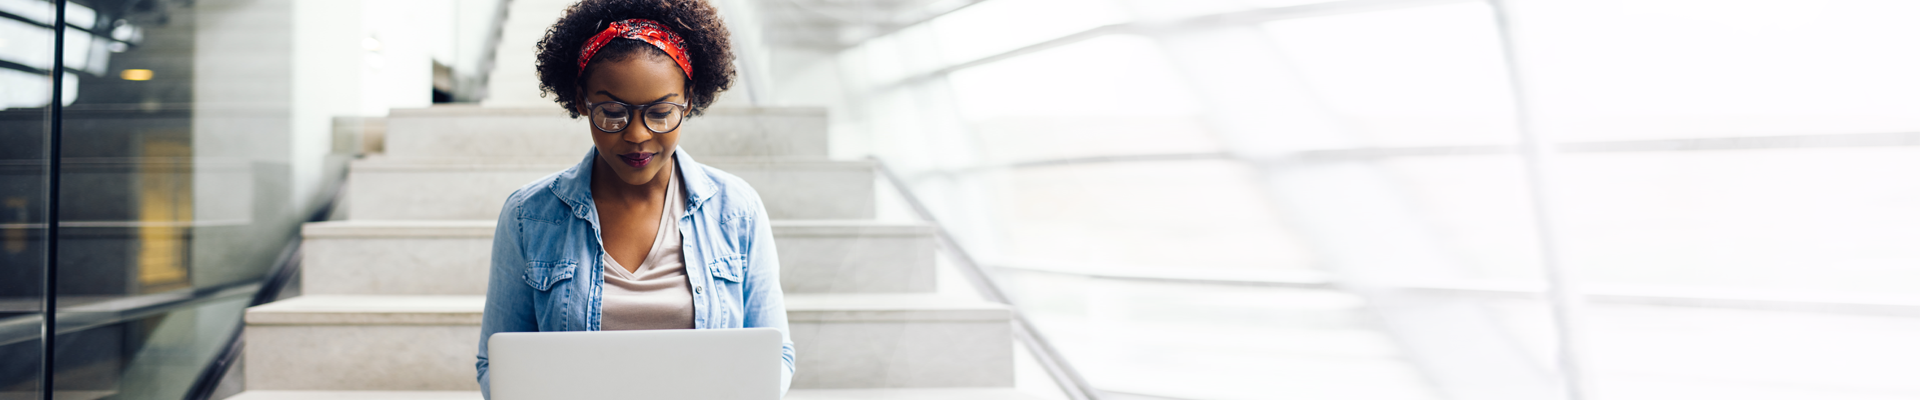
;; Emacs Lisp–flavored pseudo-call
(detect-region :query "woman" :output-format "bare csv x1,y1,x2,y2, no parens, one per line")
474,0,794,397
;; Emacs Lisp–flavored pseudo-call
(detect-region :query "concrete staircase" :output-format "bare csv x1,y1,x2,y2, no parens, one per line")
227,105,1043,399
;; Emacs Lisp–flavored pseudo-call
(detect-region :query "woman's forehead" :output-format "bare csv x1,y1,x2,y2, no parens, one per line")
585,56,686,100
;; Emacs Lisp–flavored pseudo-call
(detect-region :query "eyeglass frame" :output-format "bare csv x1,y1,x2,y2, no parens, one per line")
580,97,692,134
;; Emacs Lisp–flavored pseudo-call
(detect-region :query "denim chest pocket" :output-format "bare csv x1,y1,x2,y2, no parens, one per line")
523,261,576,291
706,255,746,283
703,255,746,326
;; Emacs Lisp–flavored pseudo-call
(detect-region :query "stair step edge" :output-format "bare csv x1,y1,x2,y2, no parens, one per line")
247,294,1009,326
351,157,872,170
387,106,825,118
225,387,1046,400
304,220,931,238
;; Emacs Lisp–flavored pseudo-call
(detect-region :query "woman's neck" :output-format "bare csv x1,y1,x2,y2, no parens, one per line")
590,156,674,209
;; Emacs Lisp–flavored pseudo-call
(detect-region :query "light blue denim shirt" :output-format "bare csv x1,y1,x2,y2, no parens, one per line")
476,147,795,398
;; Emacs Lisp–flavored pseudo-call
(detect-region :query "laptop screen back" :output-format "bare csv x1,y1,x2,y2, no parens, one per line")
488,328,782,400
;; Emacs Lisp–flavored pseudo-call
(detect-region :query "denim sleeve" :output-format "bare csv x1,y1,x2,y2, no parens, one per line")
741,203,796,396
477,197,534,399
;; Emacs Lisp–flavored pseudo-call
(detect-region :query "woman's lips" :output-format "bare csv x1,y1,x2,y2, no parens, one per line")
618,152,654,168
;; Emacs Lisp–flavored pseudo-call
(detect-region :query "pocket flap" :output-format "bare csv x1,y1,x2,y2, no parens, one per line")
522,262,576,291
706,255,745,282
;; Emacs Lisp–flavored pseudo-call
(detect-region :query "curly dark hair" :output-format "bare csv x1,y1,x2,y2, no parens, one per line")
535,0,735,118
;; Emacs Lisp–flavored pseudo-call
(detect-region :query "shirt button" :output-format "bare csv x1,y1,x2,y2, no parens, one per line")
694,285,703,294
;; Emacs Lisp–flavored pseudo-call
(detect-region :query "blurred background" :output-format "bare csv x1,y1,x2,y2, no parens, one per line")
5,0,1920,399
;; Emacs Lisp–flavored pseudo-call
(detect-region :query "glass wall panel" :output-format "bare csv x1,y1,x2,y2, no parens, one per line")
769,0,1920,398
1554,148,1920,293
1004,276,1436,400
948,34,1201,125
1513,0,1920,141
0,0,53,397
1577,305,1920,400
1492,1,1920,398
30,0,356,397
1260,2,1517,148
928,0,1127,66
1372,156,1543,281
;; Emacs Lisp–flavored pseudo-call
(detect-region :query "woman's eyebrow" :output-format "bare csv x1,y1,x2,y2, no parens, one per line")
595,91,679,103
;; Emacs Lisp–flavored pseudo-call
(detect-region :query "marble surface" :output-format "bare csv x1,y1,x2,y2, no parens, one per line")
246,324,482,390
787,388,1049,400
787,294,1010,322
226,391,482,400
772,221,936,294
382,106,827,161
791,318,1015,388
242,293,1013,390
345,161,553,221
302,225,493,296
345,159,876,221
701,159,877,220
300,220,936,295
245,295,484,325
225,388,1050,400
243,103,1017,394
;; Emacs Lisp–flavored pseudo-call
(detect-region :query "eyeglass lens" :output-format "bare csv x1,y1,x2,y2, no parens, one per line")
592,102,683,133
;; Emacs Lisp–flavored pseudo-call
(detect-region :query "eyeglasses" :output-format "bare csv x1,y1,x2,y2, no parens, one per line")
583,98,689,134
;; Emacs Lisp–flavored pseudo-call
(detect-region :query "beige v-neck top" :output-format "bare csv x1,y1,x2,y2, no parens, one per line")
598,169,695,331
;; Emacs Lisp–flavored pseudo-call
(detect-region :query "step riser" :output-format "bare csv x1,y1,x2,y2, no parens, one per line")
775,230,935,295
243,320,1011,390
302,237,491,296
346,167,547,222
226,388,1046,400
346,161,875,221
791,321,1014,388
301,224,934,295
715,162,876,221
245,325,479,391
383,108,828,160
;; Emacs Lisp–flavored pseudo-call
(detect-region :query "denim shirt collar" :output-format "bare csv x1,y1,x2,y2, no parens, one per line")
548,147,719,218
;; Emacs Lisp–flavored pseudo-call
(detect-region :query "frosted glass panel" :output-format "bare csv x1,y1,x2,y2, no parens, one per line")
1553,147,1920,294
949,34,1201,120
1263,2,1516,147
986,160,1311,270
930,0,1128,65
1514,0,1920,140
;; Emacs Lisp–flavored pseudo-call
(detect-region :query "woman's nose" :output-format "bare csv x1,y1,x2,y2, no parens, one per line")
623,126,653,143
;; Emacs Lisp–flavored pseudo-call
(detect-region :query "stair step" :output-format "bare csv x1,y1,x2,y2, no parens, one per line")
383,106,828,160
298,221,493,297
226,388,1050,400
300,220,934,296
772,220,936,294
243,294,1013,391
788,388,1054,400
344,158,875,221
243,296,484,391
225,391,480,400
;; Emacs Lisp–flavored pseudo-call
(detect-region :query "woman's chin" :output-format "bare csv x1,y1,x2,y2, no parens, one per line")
617,165,666,186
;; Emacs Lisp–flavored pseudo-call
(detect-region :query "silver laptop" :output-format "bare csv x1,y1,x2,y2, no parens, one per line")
488,328,783,400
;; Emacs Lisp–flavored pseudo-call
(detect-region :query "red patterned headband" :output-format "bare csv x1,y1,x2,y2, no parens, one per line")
577,19,693,79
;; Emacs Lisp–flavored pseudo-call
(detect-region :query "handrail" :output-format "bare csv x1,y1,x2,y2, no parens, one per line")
181,172,349,400
992,263,1334,289
0,282,261,347
994,262,1920,318
870,157,1103,400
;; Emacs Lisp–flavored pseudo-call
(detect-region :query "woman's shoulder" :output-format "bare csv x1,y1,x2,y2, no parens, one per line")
677,154,765,219
499,168,577,224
